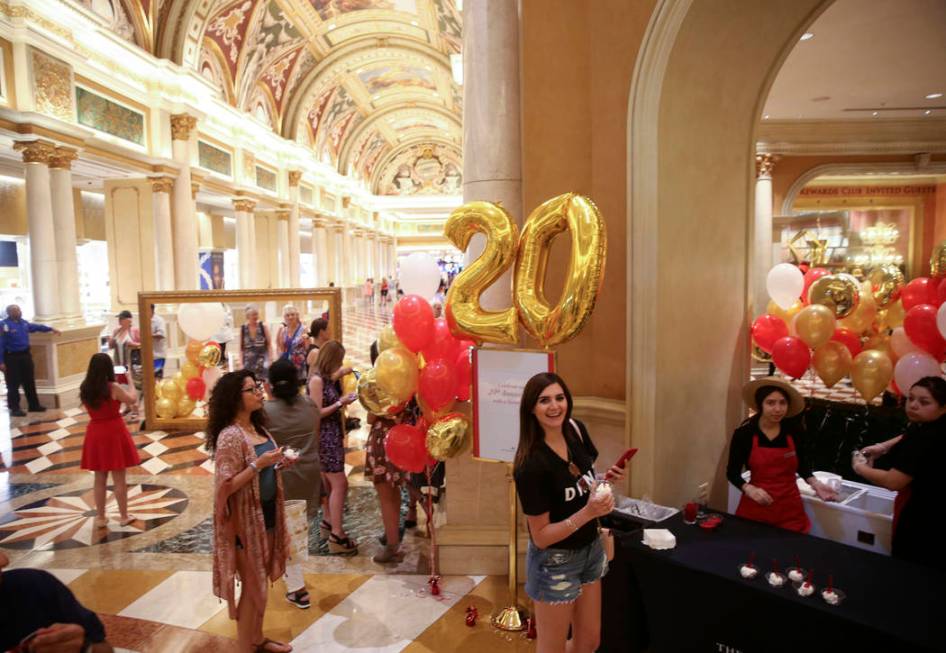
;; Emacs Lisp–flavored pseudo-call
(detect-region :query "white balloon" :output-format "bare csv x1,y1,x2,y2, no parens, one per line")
178,303,226,342
201,365,224,400
890,327,922,358
398,253,441,299
894,352,943,395
937,302,946,340
766,263,805,310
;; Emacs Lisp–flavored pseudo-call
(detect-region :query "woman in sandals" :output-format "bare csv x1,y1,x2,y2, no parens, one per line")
209,370,294,653
308,341,358,555
80,353,141,529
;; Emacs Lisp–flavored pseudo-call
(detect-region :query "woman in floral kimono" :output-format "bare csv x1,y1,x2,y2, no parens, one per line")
208,370,293,653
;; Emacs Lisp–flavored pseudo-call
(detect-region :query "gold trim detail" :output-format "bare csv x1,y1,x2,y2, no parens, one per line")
13,139,55,164
288,170,302,186
48,146,78,170
755,153,779,178
191,181,200,199
30,49,74,122
275,209,291,220
149,176,175,193
232,198,257,212
170,113,197,140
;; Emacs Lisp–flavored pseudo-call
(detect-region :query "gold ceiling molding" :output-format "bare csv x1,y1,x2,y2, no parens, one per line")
13,139,55,164
29,49,75,123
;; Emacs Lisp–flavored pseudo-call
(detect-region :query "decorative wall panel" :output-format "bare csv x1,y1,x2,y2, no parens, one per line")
256,165,277,191
30,49,75,122
76,87,144,145
198,140,232,176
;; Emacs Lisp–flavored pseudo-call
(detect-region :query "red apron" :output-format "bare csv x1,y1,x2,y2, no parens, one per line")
735,433,810,533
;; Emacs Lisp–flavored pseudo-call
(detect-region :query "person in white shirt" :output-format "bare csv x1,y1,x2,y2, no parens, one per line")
150,304,167,379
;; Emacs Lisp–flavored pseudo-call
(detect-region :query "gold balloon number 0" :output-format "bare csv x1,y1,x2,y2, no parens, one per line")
444,193,607,348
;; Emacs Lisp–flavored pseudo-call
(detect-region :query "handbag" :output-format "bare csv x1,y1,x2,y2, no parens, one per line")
568,419,615,562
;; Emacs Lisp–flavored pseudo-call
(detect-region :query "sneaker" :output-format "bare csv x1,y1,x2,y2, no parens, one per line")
285,589,311,609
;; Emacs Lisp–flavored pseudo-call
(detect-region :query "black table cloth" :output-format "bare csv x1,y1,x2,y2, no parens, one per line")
600,512,944,653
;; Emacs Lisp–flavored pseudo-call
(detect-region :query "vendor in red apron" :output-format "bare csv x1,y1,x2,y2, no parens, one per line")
728,377,837,533
854,376,944,571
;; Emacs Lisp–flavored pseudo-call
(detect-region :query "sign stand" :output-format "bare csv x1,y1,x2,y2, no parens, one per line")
492,462,528,631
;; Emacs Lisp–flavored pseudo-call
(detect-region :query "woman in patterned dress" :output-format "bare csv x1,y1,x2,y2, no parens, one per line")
239,305,270,378
275,305,307,385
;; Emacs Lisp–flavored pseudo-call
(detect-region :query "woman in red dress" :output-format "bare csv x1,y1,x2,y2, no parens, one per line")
80,353,141,528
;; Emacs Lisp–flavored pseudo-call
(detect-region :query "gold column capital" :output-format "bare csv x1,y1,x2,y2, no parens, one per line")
312,217,329,228
232,198,257,213
13,139,56,164
331,223,346,233
288,170,302,187
341,196,351,209
48,146,79,170
170,113,198,141
755,153,779,178
191,181,200,199
149,176,175,194
275,209,291,220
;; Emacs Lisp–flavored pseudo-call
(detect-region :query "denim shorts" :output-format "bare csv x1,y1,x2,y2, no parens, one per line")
525,536,608,604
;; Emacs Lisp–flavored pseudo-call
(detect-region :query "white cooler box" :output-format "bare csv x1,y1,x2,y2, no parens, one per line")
727,471,895,555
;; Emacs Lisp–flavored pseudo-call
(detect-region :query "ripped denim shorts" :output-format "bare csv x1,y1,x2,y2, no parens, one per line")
525,536,608,604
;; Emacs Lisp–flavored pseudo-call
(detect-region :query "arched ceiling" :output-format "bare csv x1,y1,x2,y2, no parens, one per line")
79,0,463,194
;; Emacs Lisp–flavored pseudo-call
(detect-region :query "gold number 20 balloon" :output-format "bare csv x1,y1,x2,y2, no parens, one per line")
443,202,520,345
514,194,607,348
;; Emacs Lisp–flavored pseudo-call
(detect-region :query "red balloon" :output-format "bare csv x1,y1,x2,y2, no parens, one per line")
771,336,811,379
454,347,472,401
384,424,427,473
418,359,457,412
392,295,435,352
415,417,430,435
903,304,946,359
751,315,789,354
422,318,462,362
185,376,206,401
831,328,863,358
802,268,829,304
901,278,938,311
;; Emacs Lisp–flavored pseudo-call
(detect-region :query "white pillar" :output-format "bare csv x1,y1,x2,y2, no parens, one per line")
333,224,345,287
48,147,81,320
462,0,521,310
342,223,353,286
314,218,330,287
14,140,60,320
150,177,175,291
233,199,256,290
287,171,302,287
171,114,199,290
276,209,290,288
373,234,382,283
754,154,778,316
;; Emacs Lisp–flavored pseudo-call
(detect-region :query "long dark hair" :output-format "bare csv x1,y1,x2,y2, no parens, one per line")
911,376,946,406
514,372,574,472
79,353,115,409
206,370,266,453
741,386,806,434
269,358,300,404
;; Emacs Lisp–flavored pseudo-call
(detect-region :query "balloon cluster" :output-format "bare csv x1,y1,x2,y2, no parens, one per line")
358,294,475,471
755,258,946,403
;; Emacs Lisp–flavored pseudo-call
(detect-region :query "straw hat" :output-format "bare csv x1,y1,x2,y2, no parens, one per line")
742,376,805,417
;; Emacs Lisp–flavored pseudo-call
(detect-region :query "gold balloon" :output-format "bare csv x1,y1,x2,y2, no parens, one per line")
357,368,404,417
931,240,946,277
766,299,802,333
851,349,893,403
378,325,401,352
868,264,904,308
185,340,203,365
181,360,201,380
174,372,188,391
156,396,177,419
197,343,221,368
878,299,905,330
176,397,196,418
513,193,607,348
808,273,861,318
812,341,852,388
160,378,182,402
839,284,877,334
864,333,895,362
374,346,419,403
443,201,520,345
426,414,470,460
794,304,836,349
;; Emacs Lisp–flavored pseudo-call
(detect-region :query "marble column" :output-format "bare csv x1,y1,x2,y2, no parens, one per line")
276,209,291,288
313,218,330,287
150,177,176,291
48,147,81,320
171,113,199,290
233,199,257,289
341,224,353,286
287,171,302,287
13,140,59,320
373,234,383,283
332,224,345,287
462,0,521,310
754,153,778,316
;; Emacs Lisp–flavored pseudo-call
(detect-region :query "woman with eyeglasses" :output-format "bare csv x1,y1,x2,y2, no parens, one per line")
275,304,307,385
208,370,294,653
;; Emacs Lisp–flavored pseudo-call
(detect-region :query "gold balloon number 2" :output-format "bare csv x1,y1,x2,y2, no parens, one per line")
444,193,607,348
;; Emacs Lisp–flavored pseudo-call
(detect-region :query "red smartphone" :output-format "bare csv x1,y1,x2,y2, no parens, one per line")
605,448,638,479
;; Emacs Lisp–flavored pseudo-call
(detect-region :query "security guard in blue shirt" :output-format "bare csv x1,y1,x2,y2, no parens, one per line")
0,305,60,417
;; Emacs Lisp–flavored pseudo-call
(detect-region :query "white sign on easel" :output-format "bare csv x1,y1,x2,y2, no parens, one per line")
472,348,556,462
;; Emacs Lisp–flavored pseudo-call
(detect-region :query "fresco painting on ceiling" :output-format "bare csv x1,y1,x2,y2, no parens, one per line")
390,116,447,132
78,0,138,45
329,111,364,164
379,143,461,196
358,65,436,95
361,134,389,180
311,0,418,21
434,0,461,53
261,47,302,108
75,87,145,146
204,0,256,78
307,86,335,140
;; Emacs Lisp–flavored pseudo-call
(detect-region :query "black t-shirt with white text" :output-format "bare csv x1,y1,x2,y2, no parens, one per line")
514,419,599,549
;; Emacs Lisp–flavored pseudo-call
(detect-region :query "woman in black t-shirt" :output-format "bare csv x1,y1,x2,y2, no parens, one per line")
513,372,624,653
854,376,945,570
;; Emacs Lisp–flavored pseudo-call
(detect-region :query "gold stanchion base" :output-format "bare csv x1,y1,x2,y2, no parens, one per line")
492,605,528,631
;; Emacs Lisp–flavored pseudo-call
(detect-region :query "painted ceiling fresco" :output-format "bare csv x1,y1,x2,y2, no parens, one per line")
89,0,462,194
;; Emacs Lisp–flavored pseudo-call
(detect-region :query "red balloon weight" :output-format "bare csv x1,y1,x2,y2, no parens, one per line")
454,347,472,401
751,314,789,354
771,336,811,379
802,268,829,305
901,278,938,312
384,424,427,473
422,318,462,362
903,304,946,359
392,295,435,352
418,359,457,412
185,376,206,401
831,328,863,358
